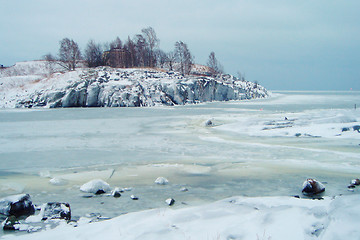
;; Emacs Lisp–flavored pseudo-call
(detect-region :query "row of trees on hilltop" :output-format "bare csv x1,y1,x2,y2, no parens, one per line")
44,27,224,76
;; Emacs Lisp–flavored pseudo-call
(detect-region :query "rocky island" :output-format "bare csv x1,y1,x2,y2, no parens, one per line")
0,61,268,108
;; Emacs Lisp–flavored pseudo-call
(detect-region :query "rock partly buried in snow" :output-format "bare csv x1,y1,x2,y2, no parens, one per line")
165,198,175,206
2,216,20,231
353,125,360,133
348,179,360,188
42,202,71,221
351,179,360,185
155,177,169,185
111,188,121,198
0,194,35,217
204,119,214,127
130,195,139,200
302,178,325,195
2,215,42,232
80,179,111,194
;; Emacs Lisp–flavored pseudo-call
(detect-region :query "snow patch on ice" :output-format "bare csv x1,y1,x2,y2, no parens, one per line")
80,179,111,194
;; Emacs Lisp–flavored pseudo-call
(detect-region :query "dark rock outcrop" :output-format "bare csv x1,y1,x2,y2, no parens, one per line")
0,194,35,218
42,202,71,221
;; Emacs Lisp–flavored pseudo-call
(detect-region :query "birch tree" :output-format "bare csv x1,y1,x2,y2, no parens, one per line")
58,38,82,71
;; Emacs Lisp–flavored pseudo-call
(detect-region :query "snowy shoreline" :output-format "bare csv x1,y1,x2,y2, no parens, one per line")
2,193,360,240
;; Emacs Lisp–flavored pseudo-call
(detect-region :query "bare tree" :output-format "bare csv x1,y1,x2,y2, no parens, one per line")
166,51,176,71
207,51,224,76
124,36,136,67
155,49,167,68
85,40,103,67
58,38,82,71
109,37,122,50
135,34,147,67
43,53,56,76
174,41,193,75
141,27,159,67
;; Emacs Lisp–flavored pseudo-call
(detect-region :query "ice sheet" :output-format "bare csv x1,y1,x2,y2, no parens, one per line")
0,91,359,238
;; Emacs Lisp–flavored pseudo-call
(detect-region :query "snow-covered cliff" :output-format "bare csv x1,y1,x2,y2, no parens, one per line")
0,61,268,108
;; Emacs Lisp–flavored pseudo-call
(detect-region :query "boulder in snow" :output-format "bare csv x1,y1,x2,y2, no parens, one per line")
111,188,121,198
0,194,35,217
80,179,111,194
204,119,214,127
348,179,360,188
42,202,71,221
155,177,169,185
351,179,360,185
2,216,20,231
165,198,175,206
353,125,360,133
302,178,325,195
130,195,139,200
2,216,41,232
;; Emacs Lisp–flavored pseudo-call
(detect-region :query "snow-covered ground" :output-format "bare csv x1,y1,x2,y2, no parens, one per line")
2,194,360,240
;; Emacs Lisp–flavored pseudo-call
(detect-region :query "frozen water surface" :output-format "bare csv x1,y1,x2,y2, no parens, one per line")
0,91,359,234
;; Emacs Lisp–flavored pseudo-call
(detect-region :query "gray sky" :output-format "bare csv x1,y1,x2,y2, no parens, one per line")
1,0,359,90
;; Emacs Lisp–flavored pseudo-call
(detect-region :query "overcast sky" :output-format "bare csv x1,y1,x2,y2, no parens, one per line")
1,0,359,90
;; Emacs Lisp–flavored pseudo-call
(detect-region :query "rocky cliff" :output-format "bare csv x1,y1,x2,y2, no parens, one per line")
1,63,268,108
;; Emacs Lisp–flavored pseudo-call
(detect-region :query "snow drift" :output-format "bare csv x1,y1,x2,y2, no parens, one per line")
4,194,360,240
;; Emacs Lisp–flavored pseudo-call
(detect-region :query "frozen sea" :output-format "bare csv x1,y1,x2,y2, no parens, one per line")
0,91,359,235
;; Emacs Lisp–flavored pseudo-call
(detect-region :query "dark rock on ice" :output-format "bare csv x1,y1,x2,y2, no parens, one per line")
353,125,360,133
81,194,94,198
302,178,325,195
165,198,175,206
351,179,360,185
42,202,71,221
348,179,360,189
342,127,350,132
95,190,106,195
0,194,35,218
130,195,138,200
2,216,20,231
204,119,214,127
112,192,121,198
111,188,122,198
